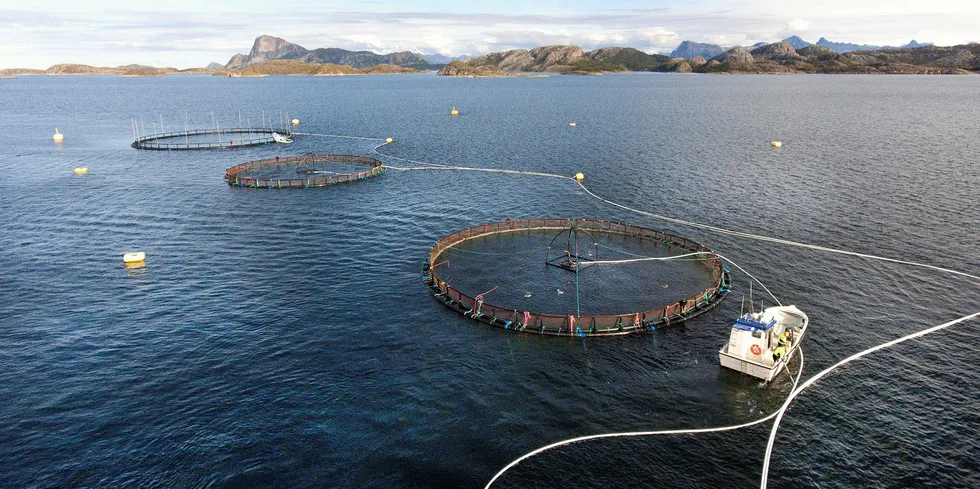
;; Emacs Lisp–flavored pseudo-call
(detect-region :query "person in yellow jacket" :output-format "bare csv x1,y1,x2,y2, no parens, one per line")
772,345,786,362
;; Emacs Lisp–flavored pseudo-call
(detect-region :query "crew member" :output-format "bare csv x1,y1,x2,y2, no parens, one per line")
772,345,786,362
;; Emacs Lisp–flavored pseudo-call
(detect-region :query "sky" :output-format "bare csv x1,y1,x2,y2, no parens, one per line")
2,0,979,69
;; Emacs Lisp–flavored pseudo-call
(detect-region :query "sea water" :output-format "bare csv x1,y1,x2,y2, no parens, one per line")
0,73,977,488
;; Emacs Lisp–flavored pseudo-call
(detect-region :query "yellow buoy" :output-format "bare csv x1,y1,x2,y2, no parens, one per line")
385,138,393,143
450,107,459,116
569,122,576,127
53,128,64,142
770,141,782,148
123,251,146,264
291,119,300,125
574,172,585,182
73,168,88,175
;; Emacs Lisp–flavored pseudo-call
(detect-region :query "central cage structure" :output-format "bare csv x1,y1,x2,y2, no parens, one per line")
423,219,730,337
224,154,385,189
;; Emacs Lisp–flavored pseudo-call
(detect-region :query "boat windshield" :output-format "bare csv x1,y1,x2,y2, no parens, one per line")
733,315,777,332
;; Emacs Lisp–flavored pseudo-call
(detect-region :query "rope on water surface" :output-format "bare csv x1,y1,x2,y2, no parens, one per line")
292,132,387,141
571,181,980,284
317,133,978,487
759,310,980,489
580,251,709,266
369,140,979,284
484,348,806,489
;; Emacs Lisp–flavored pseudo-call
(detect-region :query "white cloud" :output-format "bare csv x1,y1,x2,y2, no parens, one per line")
787,18,810,33
2,3,980,68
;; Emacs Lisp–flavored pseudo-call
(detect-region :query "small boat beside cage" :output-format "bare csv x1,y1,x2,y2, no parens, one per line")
719,304,808,382
272,132,293,144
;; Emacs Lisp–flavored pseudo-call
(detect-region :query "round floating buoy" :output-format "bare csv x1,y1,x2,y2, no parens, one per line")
123,251,146,264
574,172,585,182
73,168,88,175
569,122,576,127
53,128,64,142
291,119,300,125
450,107,459,116
770,141,782,148
385,138,393,143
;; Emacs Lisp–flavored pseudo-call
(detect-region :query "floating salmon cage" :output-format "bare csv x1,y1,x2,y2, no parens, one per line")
132,127,292,150
423,218,730,337
224,154,385,189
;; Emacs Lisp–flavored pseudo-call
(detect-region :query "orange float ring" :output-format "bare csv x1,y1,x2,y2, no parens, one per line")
750,344,762,355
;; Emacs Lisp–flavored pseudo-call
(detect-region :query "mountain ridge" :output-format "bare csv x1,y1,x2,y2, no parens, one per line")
225,35,434,70
438,42,980,76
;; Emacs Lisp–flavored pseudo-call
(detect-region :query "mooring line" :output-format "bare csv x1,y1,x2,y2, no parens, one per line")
363,141,978,487
759,310,980,489
573,182,980,284
485,348,805,489
716,254,783,307
370,143,978,284
292,132,387,141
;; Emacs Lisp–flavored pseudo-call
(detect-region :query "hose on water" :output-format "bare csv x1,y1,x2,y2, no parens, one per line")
302,133,980,489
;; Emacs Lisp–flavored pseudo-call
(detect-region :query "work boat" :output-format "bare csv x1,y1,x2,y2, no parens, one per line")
719,305,808,382
272,132,293,144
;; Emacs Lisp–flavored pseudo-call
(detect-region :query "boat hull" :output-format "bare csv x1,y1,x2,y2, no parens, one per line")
719,346,798,382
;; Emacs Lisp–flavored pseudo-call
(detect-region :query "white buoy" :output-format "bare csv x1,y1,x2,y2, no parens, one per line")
291,119,300,125
770,141,782,148
123,251,146,264
53,128,64,142
569,122,577,127
385,138,393,143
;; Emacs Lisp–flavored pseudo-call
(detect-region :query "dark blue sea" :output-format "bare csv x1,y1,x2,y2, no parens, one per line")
0,72,977,488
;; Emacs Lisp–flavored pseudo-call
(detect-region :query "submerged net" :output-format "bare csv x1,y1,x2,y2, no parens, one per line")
423,219,730,337
225,154,385,189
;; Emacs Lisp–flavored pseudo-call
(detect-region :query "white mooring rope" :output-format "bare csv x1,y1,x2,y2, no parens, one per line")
759,310,980,489
484,348,806,488
306,133,980,488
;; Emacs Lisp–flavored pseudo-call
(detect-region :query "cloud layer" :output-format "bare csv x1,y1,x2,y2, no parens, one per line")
2,3,979,68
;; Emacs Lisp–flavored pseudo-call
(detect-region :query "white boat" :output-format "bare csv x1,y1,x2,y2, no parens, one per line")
272,132,293,144
719,304,808,382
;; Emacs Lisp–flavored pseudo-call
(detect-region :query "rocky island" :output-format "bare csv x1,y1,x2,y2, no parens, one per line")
437,41,980,76
3,34,977,78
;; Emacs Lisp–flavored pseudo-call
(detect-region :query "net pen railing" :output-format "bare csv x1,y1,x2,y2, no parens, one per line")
424,218,730,337
225,154,385,189
132,127,287,150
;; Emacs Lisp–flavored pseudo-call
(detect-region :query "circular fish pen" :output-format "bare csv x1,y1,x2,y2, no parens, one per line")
423,219,730,337
224,154,385,189
132,127,290,150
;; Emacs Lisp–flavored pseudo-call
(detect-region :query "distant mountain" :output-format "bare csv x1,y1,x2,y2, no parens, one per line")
815,37,933,53
437,41,980,76
587,47,670,71
700,42,978,74
206,62,224,69
422,53,472,64
903,40,929,48
782,36,812,49
670,41,725,60
440,45,668,75
225,35,435,70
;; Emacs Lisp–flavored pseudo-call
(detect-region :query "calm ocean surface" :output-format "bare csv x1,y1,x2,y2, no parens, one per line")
0,73,977,488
